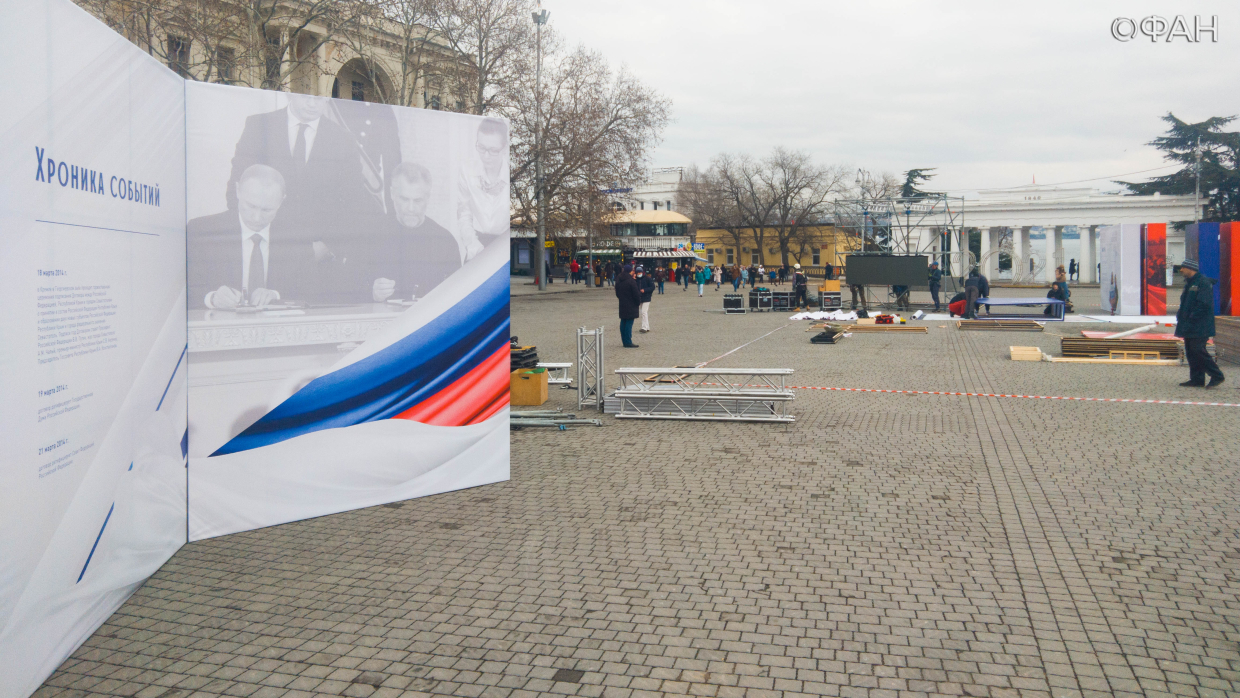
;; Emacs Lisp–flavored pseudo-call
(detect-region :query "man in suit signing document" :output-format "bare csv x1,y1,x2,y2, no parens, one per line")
188,164,308,308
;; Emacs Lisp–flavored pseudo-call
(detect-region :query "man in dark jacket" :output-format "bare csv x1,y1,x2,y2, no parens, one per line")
636,265,656,333
615,264,642,348
928,261,943,311
1175,259,1224,387
792,264,809,309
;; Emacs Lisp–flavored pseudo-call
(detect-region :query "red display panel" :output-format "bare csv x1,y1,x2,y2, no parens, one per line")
1141,223,1167,315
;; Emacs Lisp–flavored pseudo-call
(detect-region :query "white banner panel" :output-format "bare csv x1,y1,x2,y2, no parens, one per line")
1098,224,1142,315
184,83,510,541
0,1,188,695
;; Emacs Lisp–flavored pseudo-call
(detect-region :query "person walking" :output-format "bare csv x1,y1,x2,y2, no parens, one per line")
713,265,722,290
569,259,580,284
1175,259,1224,387
1068,259,1077,282
792,263,809,309
927,261,942,312
655,265,666,294
615,264,641,348
694,266,708,296
683,264,692,291
636,265,656,333
732,265,742,291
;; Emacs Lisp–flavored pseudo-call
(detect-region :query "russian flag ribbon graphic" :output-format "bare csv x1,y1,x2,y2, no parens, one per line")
212,266,510,456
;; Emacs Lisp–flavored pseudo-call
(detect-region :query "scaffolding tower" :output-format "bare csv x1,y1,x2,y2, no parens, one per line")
830,194,971,278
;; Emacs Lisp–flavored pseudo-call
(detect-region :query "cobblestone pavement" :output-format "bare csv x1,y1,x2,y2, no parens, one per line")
38,282,1240,698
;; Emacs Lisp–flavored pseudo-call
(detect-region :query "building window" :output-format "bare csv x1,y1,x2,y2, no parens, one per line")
264,32,282,88
168,35,190,76
751,249,760,264
639,201,644,210
726,249,734,265
216,47,235,83
430,95,441,110
352,80,365,101
707,250,715,264
666,200,672,210
652,201,659,210
812,249,821,265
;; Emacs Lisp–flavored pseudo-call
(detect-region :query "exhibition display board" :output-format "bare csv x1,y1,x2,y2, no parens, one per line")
1186,222,1222,314
1141,223,1167,316
1222,222,1238,316
0,1,510,695
1098,224,1141,315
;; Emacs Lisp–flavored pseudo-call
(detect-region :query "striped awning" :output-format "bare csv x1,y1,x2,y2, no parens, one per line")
631,249,705,260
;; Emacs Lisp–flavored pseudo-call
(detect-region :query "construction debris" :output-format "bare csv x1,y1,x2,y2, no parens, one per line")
510,409,602,430
958,319,1044,331
1010,345,1179,365
1061,337,1180,360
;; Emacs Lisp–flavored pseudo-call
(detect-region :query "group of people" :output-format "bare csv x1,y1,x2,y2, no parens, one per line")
188,93,508,310
611,263,810,347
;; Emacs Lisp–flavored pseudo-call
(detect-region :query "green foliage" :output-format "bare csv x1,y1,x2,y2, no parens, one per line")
899,168,939,199
1116,113,1240,222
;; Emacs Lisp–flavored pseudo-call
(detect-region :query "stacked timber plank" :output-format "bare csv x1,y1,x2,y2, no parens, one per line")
1061,337,1180,360
958,320,1044,331
1217,317,1240,365
839,325,928,333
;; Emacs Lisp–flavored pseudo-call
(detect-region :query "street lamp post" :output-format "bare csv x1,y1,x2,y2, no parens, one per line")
532,7,549,290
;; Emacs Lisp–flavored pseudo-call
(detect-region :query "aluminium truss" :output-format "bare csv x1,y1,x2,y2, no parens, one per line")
830,194,971,277
611,368,795,422
576,327,604,411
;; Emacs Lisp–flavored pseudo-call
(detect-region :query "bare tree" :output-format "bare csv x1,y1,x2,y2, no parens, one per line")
506,44,671,244
338,0,450,108
431,0,535,114
761,148,848,265
678,163,748,262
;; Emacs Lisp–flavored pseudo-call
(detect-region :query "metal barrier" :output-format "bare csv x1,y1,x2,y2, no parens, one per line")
576,327,604,411
611,368,795,422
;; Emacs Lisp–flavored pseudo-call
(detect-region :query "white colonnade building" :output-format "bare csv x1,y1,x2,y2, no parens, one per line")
960,185,1196,284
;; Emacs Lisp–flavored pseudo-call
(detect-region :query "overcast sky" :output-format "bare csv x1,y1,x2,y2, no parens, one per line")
545,0,1239,196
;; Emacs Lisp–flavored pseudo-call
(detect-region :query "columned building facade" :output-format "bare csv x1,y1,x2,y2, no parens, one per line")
961,185,1197,283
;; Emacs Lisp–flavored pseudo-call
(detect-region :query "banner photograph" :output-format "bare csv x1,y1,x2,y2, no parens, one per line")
0,1,188,695
184,84,511,541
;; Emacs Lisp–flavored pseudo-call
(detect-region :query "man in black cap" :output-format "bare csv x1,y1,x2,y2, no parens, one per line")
928,261,942,312
1175,259,1224,388
636,265,656,333
615,264,642,348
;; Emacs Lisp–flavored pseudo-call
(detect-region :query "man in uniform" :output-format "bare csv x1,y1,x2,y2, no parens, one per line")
1175,259,1224,388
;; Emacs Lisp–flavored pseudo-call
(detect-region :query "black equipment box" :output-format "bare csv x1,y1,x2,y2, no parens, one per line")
723,294,743,310
820,292,842,309
771,291,791,309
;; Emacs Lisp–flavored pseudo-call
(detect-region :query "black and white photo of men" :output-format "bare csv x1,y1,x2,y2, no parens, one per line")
188,165,311,308
457,117,509,261
370,163,462,302
224,93,377,241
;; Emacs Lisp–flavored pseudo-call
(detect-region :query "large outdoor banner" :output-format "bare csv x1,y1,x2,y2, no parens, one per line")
0,1,188,695
184,84,511,541
1098,224,1141,315
1141,223,1167,316
1222,222,1237,316
1187,222,1222,314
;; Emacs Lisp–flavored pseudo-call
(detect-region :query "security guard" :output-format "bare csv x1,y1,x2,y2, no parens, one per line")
1175,259,1224,388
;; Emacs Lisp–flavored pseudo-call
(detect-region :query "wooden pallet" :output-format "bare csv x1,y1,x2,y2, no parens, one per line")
958,319,1044,331
1010,346,1045,361
1047,356,1179,366
1061,337,1180,360
1218,317,1240,365
839,325,928,333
